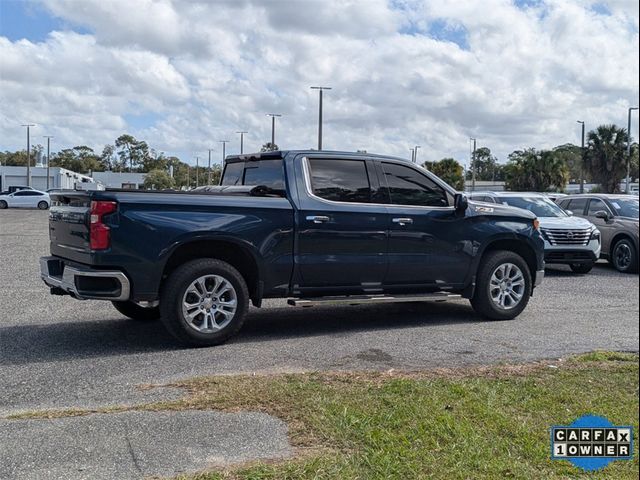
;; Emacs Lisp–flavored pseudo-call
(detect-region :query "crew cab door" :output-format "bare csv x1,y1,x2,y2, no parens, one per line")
293,155,388,294
377,161,471,288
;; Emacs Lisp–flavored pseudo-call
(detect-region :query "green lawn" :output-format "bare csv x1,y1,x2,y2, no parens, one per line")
165,352,638,480
9,352,637,479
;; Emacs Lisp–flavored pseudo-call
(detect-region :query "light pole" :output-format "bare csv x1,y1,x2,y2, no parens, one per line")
310,86,331,150
266,114,281,148
195,156,200,187
43,136,53,190
208,148,214,185
219,140,229,167
626,107,639,194
413,145,420,164
470,138,477,192
21,124,35,186
236,131,248,155
577,121,585,194
410,148,415,162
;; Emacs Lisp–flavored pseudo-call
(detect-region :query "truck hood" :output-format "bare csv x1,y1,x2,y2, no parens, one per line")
537,216,595,230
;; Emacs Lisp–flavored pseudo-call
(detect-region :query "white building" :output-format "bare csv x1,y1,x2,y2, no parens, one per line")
91,172,147,189
0,166,94,192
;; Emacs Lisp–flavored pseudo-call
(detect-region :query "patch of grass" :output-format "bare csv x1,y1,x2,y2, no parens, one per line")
571,350,639,363
7,353,639,479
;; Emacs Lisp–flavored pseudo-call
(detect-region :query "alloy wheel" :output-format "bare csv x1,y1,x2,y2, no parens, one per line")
489,262,525,310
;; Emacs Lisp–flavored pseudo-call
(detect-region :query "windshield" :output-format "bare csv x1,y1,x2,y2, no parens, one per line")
610,198,639,219
497,196,567,217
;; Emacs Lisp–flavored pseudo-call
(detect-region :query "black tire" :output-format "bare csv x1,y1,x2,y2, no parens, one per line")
159,258,249,347
611,238,639,274
112,301,160,321
0,200,7,209
570,263,594,274
37,201,49,210
471,250,532,320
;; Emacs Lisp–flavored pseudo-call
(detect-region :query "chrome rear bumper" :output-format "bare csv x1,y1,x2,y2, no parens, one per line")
40,256,130,301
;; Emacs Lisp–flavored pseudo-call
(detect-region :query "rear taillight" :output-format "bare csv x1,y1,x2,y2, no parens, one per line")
90,200,117,250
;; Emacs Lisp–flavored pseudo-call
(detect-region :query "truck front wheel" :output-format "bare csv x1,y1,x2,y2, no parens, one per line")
471,250,532,320
159,258,249,347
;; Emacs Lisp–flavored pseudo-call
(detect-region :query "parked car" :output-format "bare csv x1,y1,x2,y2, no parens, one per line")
0,185,34,196
469,192,600,273
544,193,567,203
557,194,639,273
40,150,545,346
0,189,50,209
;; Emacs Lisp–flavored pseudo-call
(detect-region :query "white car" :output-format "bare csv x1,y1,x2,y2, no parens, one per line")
469,192,601,274
0,189,51,210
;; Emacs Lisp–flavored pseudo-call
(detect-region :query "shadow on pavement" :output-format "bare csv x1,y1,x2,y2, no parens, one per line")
1,301,478,366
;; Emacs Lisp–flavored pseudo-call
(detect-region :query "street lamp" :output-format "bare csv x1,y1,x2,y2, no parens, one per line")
236,131,248,154
577,121,585,194
413,145,420,164
265,114,281,148
43,136,53,190
208,148,214,185
310,86,331,150
21,124,35,186
219,140,229,165
626,107,639,194
470,138,477,192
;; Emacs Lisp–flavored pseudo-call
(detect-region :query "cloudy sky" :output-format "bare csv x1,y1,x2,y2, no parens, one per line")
0,0,638,168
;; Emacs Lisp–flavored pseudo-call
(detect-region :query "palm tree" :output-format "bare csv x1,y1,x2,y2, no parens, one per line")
585,124,628,193
504,149,568,192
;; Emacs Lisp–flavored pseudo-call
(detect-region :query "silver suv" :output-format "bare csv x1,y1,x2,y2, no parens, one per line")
557,194,639,273
470,192,601,273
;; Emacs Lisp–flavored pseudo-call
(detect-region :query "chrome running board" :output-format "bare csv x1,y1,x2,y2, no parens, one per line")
287,292,462,307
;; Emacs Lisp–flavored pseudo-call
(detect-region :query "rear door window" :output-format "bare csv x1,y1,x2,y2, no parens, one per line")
308,159,372,203
567,198,588,215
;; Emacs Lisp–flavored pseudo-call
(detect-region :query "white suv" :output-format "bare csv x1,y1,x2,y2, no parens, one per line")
470,192,601,273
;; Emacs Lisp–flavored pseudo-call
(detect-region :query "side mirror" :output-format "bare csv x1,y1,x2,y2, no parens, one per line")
595,210,610,221
454,193,468,214
566,210,574,216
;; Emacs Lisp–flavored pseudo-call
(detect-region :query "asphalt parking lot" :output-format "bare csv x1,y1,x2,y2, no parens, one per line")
1,208,638,415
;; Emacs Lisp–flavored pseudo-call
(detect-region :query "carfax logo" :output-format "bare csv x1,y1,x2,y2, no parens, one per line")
551,415,633,471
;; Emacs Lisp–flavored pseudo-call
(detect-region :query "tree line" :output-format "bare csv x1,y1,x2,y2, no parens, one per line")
0,134,221,190
0,125,637,192
424,124,638,193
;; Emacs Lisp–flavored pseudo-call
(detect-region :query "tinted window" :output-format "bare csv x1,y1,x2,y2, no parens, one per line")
221,160,285,191
308,159,371,203
242,160,285,190
221,162,245,186
382,162,448,207
587,199,609,216
567,198,588,214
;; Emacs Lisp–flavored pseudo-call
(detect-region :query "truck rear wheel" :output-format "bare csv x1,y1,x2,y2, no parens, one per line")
159,258,249,347
112,301,160,321
471,250,532,320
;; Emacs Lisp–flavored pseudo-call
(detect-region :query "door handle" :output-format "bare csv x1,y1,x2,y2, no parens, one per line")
306,215,330,224
392,217,413,226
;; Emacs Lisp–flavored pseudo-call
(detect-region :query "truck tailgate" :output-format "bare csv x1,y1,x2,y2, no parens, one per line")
48,191,92,261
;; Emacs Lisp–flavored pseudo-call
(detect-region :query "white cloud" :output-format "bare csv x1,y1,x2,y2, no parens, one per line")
0,0,638,166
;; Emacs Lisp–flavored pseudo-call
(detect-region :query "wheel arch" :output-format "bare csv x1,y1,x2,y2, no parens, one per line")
609,233,638,259
479,237,540,282
160,236,263,306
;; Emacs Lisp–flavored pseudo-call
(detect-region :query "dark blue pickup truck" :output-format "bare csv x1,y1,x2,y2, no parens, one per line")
41,150,545,346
